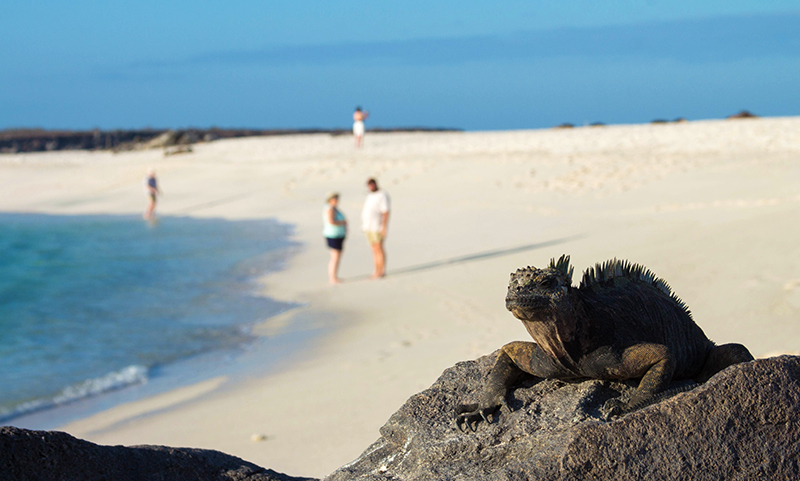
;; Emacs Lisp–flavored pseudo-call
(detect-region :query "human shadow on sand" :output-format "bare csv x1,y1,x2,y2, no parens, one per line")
349,234,584,281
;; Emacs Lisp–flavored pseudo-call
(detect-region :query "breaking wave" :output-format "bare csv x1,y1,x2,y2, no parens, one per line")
0,365,148,422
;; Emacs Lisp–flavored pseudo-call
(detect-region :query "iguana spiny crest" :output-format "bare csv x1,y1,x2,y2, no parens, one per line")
506,255,690,320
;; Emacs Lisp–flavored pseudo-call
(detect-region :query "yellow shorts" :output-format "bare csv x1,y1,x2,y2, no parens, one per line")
365,231,384,244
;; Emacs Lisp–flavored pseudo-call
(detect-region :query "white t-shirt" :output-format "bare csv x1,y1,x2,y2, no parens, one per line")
362,190,390,232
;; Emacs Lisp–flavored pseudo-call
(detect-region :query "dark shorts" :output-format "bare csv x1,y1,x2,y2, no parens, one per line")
326,237,345,251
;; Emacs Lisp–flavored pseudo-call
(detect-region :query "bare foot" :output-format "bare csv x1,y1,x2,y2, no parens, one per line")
329,278,343,284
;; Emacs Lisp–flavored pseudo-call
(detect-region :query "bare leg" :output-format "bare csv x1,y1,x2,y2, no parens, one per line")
328,248,342,284
370,241,385,278
145,198,156,219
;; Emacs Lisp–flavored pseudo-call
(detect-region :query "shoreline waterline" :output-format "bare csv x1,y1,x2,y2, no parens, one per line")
0,212,324,428
11,303,331,432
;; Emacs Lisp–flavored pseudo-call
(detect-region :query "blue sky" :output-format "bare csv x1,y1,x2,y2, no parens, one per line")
1,1,799,131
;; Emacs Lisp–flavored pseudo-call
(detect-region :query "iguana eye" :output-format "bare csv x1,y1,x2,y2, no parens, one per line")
541,278,557,288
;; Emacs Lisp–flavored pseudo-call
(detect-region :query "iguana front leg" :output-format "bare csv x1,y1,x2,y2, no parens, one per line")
456,341,572,432
599,343,675,419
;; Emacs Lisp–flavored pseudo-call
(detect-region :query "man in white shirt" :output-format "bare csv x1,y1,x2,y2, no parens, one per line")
361,178,390,278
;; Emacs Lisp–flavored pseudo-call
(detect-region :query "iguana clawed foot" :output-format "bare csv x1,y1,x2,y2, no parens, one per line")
457,395,623,432
599,398,625,420
455,402,500,432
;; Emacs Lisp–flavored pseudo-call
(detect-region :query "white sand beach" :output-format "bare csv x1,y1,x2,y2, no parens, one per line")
3,117,800,478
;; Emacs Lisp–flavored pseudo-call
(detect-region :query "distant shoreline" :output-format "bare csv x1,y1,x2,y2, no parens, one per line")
0,126,463,154
1,109,761,154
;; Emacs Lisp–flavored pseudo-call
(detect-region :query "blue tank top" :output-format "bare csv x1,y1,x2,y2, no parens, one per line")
323,207,346,238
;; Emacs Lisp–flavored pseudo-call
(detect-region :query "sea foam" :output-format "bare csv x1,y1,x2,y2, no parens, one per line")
1,365,148,422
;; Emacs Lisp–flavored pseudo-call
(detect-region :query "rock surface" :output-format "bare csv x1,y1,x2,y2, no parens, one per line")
0,426,316,481
4,356,798,480
326,355,800,481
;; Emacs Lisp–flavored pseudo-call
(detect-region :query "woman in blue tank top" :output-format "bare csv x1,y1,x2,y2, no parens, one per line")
323,192,347,283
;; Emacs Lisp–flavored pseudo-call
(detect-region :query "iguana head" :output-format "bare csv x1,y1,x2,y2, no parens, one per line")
506,255,574,319
506,255,577,361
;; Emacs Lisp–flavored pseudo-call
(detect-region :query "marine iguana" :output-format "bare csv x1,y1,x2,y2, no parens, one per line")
456,255,753,431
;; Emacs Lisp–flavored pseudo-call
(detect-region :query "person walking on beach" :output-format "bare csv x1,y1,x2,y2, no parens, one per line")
353,107,369,148
361,178,390,279
143,168,160,220
324,192,348,284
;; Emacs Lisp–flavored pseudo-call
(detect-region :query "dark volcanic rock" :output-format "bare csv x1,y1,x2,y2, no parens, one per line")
727,110,759,119
325,355,800,481
0,426,316,481
0,127,462,153
0,129,165,153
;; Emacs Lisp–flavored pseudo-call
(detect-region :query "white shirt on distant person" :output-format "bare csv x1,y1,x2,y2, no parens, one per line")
362,191,390,232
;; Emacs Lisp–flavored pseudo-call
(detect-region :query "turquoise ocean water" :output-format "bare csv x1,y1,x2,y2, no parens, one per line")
0,213,298,423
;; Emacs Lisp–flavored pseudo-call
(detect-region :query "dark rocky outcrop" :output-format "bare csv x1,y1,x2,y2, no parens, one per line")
0,129,166,153
727,110,759,119
326,355,800,481
652,118,687,124
0,426,316,481
0,127,462,153
0,128,288,153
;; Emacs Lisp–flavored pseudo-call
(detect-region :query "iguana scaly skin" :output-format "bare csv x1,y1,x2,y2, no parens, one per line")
456,255,753,431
